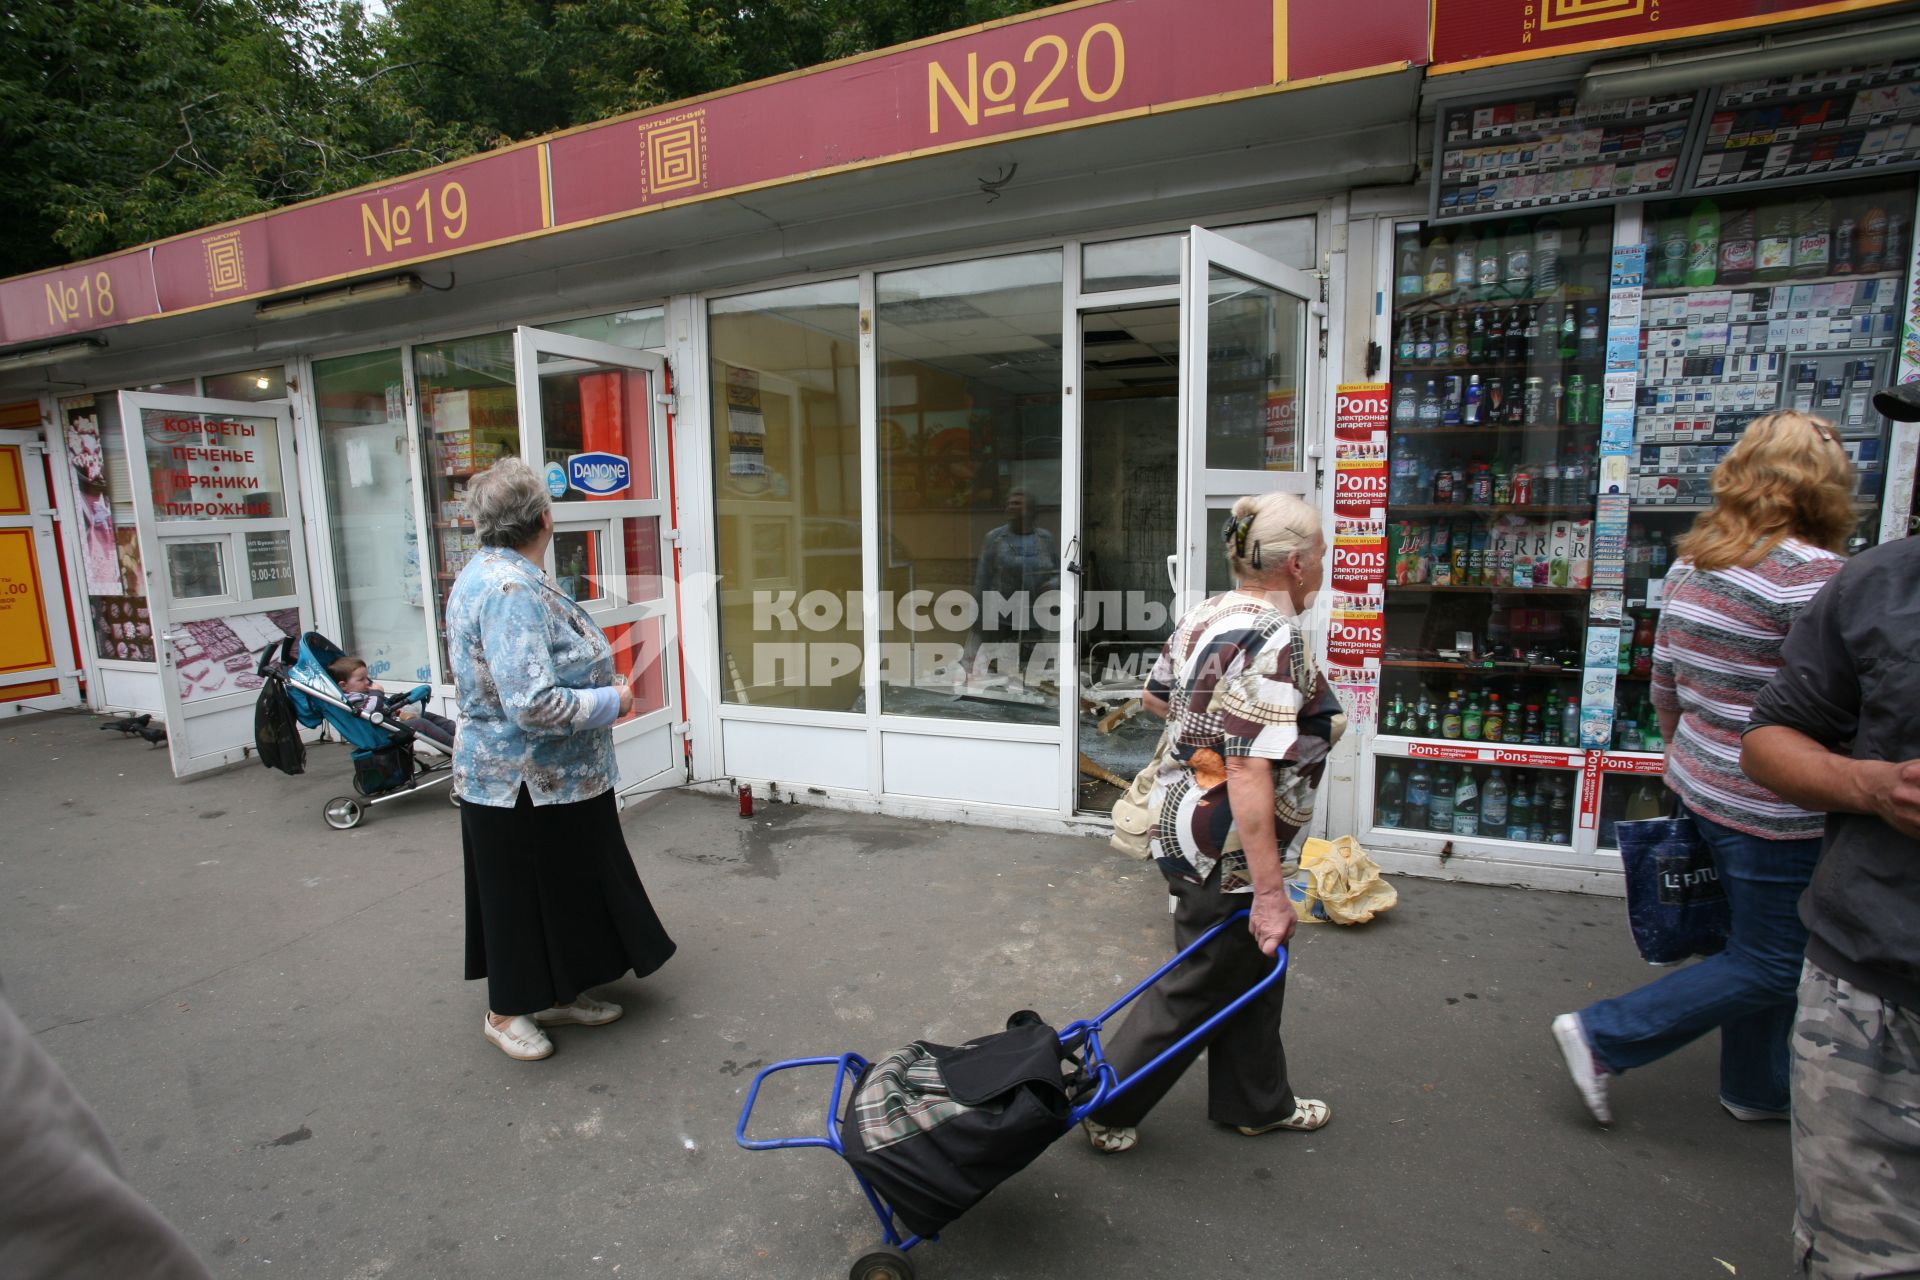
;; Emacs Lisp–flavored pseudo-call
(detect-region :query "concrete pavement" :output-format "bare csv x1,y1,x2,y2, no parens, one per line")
3,709,1796,1278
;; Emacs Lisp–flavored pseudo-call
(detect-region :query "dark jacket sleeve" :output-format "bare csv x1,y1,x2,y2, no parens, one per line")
1745,566,1859,749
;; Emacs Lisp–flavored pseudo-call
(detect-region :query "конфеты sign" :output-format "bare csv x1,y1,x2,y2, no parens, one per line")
0,0,1424,346
148,415,272,519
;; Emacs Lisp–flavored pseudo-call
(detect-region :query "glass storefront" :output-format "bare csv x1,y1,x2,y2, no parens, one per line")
876,250,1065,725
313,349,432,684
413,333,521,675
708,281,863,711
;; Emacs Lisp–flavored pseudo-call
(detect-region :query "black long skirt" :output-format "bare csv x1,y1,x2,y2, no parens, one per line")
462,785,676,1016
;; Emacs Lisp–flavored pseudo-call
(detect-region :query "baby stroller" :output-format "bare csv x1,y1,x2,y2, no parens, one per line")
737,909,1287,1280
253,632,455,830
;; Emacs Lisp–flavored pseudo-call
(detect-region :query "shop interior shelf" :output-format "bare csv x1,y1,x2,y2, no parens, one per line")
1388,504,1594,517
1639,268,1902,298
1390,424,1601,437
1387,584,1589,597
1383,658,1582,676
1393,291,1608,314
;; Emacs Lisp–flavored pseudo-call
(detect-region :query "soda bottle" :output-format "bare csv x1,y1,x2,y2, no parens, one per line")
1504,219,1533,295
1616,623,1633,676
1533,217,1563,295
1396,233,1425,299
1659,215,1689,287
1480,767,1510,838
1507,773,1533,840
1414,690,1434,735
1793,196,1833,277
1442,691,1463,739
1390,434,1417,503
1505,306,1525,362
1491,458,1511,506
1548,776,1572,844
1834,208,1858,275
1718,205,1757,284
1463,692,1484,741
1578,305,1601,361
1685,199,1720,287
1630,613,1656,676
1405,762,1432,820
1428,764,1456,831
1378,761,1405,827
1469,310,1487,362
1527,778,1550,843
1452,766,1481,836
1560,695,1580,746
1450,311,1469,362
1639,696,1663,752
1557,304,1577,360
1648,530,1669,576
1393,376,1418,428
1757,202,1794,279
1477,235,1503,297
1523,703,1543,745
1542,693,1561,746
1426,232,1454,295
1419,379,1443,425
1454,230,1479,301
1858,204,1889,272
1483,693,1506,742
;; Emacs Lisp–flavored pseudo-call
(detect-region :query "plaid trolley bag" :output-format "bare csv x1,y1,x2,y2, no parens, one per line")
839,1012,1077,1241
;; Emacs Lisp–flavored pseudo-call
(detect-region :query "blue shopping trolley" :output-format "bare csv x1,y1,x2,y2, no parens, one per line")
736,909,1287,1280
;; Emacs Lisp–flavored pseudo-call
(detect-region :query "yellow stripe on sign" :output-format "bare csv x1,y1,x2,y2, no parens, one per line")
1273,0,1289,84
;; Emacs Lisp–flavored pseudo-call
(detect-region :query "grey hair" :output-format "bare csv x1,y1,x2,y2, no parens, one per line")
469,457,550,548
1225,491,1319,582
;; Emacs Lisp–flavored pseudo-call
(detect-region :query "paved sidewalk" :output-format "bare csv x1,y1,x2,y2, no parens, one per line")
4,709,1795,1279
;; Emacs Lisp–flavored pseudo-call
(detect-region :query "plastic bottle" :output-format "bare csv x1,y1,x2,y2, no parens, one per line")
1685,199,1720,287
1757,203,1794,280
1507,775,1533,840
1426,232,1454,295
1527,779,1550,843
1393,376,1418,428
1480,768,1510,837
1547,777,1571,844
1630,613,1656,676
1542,692,1561,746
1468,310,1487,363
1718,205,1757,284
1396,234,1425,299
1442,692,1463,739
1428,764,1456,831
1454,230,1479,301
1560,695,1580,746
1533,217,1563,295
1390,434,1417,502
1378,761,1405,827
1858,204,1889,272
1659,215,1689,287
1834,208,1859,276
1504,306,1525,361
1453,767,1480,836
1578,305,1601,361
1639,697,1663,753
1413,690,1433,735
1419,379,1442,425
1523,703,1543,745
1557,304,1577,360
1415,314,1435,364
1491,458,1511,506
1483,693,1506,743
1504,220,1533,295
1477,235,1503,297
1463,692,1484,741
1793,196,1833,277
1617,623,1633,676
1405,762,1431,819
1648,529,1670,576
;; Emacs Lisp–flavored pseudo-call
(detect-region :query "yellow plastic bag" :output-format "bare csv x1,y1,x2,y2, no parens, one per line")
1290,835,1398,925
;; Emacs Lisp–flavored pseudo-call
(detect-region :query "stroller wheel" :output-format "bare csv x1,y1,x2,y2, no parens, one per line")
323,797,364,830
849,1247,914,1280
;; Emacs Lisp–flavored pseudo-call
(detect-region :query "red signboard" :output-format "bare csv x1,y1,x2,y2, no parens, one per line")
1431,0,1911,74
0,251,161,346
1334,383,1389,442
1333,452,1388,517
1407,742,1581,769
2,0,1430,345
1332,525,1388,594
1328,605,1384,665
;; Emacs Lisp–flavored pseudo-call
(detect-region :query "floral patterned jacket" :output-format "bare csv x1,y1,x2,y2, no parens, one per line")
446,547,623,807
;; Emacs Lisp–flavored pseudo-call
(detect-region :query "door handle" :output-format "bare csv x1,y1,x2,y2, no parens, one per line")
1165,554,1179,594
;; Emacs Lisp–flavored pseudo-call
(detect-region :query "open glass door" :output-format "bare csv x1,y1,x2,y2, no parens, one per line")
0,428,81,714
117,393,311,776
512,327,681,794
1181,226,1322,596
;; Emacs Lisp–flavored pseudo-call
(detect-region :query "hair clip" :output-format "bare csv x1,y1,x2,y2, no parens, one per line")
1250,540,1264,570
1221,513,1253,559
1810,418,1837,445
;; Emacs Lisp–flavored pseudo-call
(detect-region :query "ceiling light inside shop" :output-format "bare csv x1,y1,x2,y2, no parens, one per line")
1579,17,1920,104
0,338,107,372
256,273,425,320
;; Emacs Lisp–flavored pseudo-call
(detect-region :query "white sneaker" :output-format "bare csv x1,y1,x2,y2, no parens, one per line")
1551,1013,1611,1125
533,993,623,1027
483,1014,554,1061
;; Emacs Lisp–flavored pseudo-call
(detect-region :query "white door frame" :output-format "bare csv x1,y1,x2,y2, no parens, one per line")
0,427,82,715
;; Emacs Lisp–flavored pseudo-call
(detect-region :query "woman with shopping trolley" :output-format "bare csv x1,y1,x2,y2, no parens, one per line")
1083,490,1345,1153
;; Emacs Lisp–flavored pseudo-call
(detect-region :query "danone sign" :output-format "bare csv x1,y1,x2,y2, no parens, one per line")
566,452,630,497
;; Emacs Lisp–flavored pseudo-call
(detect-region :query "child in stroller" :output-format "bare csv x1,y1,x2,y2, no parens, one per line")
327,653,456,752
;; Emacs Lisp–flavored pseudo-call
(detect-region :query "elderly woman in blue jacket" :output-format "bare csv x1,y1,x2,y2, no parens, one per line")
448,457,676,1061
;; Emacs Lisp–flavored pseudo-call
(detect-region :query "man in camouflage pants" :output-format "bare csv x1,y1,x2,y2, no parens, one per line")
1744,407,1920,1280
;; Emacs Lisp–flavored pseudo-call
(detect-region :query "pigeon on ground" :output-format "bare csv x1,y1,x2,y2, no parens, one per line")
100,713,152,735
139,725,169,747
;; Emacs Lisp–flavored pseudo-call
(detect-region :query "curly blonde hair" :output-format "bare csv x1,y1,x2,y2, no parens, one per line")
1674,411,1855,572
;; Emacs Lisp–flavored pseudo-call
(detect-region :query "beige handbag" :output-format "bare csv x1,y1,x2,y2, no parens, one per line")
1108,728,1172,859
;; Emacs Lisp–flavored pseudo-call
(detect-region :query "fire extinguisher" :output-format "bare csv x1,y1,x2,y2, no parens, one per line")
737,783,754,818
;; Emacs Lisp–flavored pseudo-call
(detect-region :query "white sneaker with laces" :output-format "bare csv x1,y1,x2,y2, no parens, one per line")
533,993,624,1027
484,1014,554,1061
1552,1013,1612,1125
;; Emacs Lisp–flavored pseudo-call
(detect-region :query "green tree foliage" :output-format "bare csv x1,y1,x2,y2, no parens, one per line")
0,0,1059,279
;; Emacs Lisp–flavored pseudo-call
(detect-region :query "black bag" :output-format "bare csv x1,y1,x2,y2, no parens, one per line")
839,1012,1078,1238
253,673,305,776
1617,810,1730,966
352,745,414,796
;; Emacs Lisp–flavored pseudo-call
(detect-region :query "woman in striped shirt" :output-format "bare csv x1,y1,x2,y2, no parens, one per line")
1554,411,1855,1127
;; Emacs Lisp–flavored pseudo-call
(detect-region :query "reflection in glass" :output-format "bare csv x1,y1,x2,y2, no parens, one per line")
167,541,227,599
877,251,1064,724
1082,234,1181,292
1205,267,1303,472
553,527,603,602
606,616,668,722
709,281,862,711
545,308,666,351
203,366,286,401
621,516,662,604
140,408,285,520
314,350,431,683
414,334,520,676
535,352,654,504
1215,218,1316,269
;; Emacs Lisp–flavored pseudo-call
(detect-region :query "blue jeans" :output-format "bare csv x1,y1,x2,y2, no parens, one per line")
1580,807,1822,1114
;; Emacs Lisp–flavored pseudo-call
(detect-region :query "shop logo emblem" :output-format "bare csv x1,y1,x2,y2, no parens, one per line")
544,462,569,499
1538,0,1645,30
203,231,247,295
566,452,630,496
641,110,708,198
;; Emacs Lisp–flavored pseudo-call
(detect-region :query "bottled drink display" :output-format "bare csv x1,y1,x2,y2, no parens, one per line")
1376,761,1575,845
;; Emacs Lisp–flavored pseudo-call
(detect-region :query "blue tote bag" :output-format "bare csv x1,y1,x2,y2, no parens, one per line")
1615,811,1731,966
